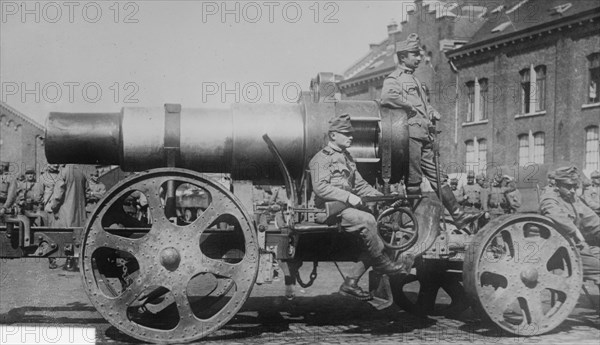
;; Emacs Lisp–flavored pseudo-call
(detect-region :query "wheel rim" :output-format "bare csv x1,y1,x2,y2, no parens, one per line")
377,207,418,250
80,168,259,343
464,215,582,336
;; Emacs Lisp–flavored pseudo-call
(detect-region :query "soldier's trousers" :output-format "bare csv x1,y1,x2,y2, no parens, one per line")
406,137,438,192
339,207,384,264
581,245,600,285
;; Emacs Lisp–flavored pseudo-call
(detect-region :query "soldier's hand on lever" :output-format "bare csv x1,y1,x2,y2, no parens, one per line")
348,194,362,207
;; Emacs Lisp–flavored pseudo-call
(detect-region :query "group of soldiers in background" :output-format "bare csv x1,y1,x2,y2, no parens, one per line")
0,162,106,270
449,170,522,219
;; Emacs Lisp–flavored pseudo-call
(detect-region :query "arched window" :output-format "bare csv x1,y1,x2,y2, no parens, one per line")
478,139,487,172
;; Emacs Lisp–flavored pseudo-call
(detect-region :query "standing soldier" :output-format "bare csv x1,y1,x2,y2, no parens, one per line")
0,163,13,217
47,164,87,270
487,173,508,219
380,33,480,229
504,176,522,214
582,171,600,215
450,178,462,205
475,174,489,213
539,167,599,286
462,171,483,213
40,164,61,269
86,171,106,214
310,113,409,300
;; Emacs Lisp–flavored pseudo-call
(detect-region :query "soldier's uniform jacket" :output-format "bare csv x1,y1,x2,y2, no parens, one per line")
309,142,381,208
381,66,435,141
87,180,107,202
3,179,43,210
40,170,59,207
582,184,600,213
540,187,600,246
488,185,508,215
462,183,481,206
0,175,12,203
505,187,522,213
452,187,463,204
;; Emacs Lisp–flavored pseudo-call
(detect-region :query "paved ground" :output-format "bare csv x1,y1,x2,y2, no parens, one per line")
1,259,598,344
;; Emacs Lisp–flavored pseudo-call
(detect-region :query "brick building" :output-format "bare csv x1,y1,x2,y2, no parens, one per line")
339,0,599,198
446,0,599,183
0,101,46,178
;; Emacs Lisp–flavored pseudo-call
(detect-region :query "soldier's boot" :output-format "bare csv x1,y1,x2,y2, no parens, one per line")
440,185,482,229
338,277,372,300
372,254,411,275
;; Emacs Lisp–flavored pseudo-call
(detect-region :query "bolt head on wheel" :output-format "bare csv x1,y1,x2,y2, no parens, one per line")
160,247,181,271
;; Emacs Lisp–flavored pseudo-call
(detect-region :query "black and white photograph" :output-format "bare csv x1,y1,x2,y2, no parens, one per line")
1,1,599,344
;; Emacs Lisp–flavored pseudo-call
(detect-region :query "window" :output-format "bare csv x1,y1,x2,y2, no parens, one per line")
533,132,545,164
518,134,529,165
479,78,489,120
535,66,546,111
588,53,600,103
518,131,545,166
466,140,476,168
520,65,546,114
520,69,531,114
465,78,488,123
466,81,475,122
585,126,599,172
465,137,487,174
478,139,487,172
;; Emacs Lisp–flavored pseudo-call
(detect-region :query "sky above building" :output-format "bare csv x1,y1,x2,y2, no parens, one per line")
1,0,412,124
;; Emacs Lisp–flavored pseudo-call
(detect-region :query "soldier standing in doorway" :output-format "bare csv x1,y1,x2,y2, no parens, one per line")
380,33,480,229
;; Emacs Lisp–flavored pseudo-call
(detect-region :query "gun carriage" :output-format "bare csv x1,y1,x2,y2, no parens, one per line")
0,75,583,343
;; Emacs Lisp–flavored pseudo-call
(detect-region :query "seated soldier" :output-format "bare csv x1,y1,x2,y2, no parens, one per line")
539,166,600,286
309,113,410,300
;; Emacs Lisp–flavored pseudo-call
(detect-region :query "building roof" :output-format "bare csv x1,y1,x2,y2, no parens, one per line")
449,0,600,57
0,101,44,132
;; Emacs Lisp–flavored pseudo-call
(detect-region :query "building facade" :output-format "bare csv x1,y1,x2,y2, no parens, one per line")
447,0,600,182
338,0,599,186
0,101,46,178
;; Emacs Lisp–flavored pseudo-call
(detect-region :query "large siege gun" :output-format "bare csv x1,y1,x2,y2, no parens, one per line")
0,75,584,343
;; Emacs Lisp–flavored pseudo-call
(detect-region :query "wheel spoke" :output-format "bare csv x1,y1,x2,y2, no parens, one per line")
538,272,570,293
478,255,514,278
483,289,512,321
190,206,220,231
522,292,546,326
91,223,140,253
507,224,526,244
535,238,564,266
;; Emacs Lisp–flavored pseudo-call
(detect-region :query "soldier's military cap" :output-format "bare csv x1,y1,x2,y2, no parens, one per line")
25,168,35,174
592,171,600,179
476,174,486,181
554,166,580,185
467,171,475,178
450,177,458,184
547,171,556,179
328,113,354,134
502,175,513,182
396,33,423,53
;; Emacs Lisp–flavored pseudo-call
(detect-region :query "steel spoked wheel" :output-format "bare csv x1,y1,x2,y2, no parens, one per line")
377,207,418,251
463,215,582,336
80,168,259,343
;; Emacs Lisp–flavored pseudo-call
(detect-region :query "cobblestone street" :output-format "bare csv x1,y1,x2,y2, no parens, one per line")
1,259,598,344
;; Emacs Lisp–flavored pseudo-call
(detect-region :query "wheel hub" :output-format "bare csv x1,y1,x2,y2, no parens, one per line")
160,247,181,271
520,267,538,285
